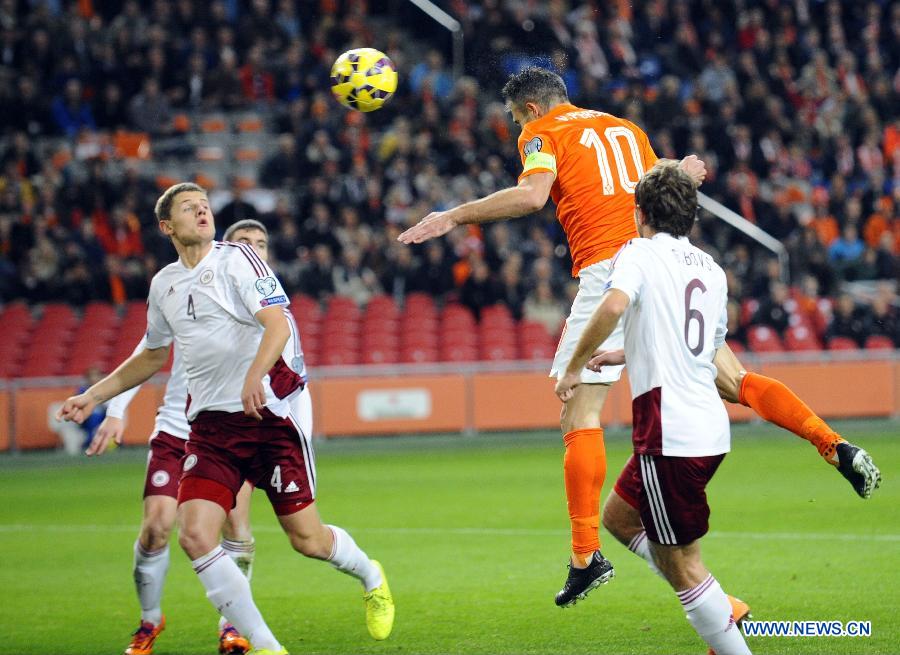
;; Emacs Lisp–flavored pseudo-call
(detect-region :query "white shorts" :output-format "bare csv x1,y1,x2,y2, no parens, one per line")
290,385,314,439
550,258,625,384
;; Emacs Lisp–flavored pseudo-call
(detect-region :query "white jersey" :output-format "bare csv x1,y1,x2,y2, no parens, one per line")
608,233,729,457
145,241,304,421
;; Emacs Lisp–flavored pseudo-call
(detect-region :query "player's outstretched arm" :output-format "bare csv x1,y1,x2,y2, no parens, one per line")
653,156,707,187
397,172,554,244
555,289,630,401
56,346,170,424
242,306,291,420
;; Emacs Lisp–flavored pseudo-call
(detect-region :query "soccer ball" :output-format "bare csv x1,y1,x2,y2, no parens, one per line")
330,48,398,112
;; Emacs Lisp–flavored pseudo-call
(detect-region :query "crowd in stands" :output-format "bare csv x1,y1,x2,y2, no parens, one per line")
0,0,898,361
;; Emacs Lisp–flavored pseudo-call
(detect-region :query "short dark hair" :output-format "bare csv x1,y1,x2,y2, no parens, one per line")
155,182,205,221
634,163,697,237
224,219,268,241
501,67,568,111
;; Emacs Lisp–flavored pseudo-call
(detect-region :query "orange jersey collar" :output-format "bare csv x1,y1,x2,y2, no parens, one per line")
523,102,579,130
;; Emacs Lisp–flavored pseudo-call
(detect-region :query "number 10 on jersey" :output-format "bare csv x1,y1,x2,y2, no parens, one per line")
579,127,645,195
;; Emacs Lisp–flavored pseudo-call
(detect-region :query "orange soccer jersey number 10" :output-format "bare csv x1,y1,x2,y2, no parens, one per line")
517,104,658,276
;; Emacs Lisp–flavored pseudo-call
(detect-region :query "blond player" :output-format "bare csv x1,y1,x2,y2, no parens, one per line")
555,164,752,654
63,183,394,655
90,218,314,655
399,67,878,608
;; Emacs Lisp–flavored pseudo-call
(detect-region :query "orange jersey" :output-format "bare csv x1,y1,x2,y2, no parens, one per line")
517,103,658,276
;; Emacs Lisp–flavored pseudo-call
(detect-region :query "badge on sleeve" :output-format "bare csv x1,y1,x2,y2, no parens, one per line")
523,136,543,156
255,276,277,297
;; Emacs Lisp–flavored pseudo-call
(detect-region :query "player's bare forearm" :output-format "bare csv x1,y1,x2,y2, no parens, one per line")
565,290,630,376
246,307,290,382
91,346,170,404
397,172,553,244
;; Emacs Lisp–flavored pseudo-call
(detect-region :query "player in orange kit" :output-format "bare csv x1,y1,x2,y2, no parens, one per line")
398,67,880,608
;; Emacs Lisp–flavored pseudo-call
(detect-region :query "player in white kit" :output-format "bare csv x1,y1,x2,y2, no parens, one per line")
556,163,752,654
61,183,394,655
89,218,313,655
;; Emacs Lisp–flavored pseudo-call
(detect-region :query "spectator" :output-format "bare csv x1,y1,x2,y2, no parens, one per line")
332,246,381,306
409,49,453,100
828,223,865,278
217,181,259,228
127,77,173,135
868,295,899,346
825,293,869,347
523,280,565,337
459,256,496,320
260,134,301,188
751,281,791,335
239,43,275,103
51,79,95,137
302,244,336,301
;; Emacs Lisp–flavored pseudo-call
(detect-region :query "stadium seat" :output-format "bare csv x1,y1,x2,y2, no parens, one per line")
362,346,399,365
440,344,478,362
740,299,760,326
726,340,747,354
747,326,784,353
321,349,360,366
63,348,111,376
402,329,438,348
401,345,438,363
783,325,821,351
827,336,858,351
865,335,895,351
20,345,68,377
519,340,555,360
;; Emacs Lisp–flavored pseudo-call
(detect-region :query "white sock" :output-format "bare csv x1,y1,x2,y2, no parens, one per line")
222,538,256,581
192,547,281,652
326,525,381,592
627,531,664,579
133,540,169,626
219,538,256,631
678,575,751,655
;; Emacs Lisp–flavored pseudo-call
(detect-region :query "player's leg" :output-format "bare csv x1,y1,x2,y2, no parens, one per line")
258,412,394,640
714,344,881,498
125,432,183,655
650,541,751,655
217,482,255,654
179,420,285,654
637,454,750,654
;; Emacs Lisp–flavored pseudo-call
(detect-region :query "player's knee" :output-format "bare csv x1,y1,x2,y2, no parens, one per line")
287,529,329,559
140,520,173,551
177,524,218,560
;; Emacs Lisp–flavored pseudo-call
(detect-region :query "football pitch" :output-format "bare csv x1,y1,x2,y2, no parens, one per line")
1,420,897,655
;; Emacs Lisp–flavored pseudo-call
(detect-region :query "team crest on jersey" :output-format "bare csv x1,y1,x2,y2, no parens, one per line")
151,470,170,487
255,276,277,297
183,454,198,471
523,136,543,156
200,269,214,284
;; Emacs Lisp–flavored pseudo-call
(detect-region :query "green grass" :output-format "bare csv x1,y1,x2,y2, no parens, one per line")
0,420,897,655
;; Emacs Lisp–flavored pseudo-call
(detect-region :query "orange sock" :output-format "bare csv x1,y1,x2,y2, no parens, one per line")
739,373,844,461
563,428,606,563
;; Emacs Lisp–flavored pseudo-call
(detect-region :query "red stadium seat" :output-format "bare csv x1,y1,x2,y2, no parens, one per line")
783,325,821,352
440,344,478,362
362,346,399,365
747,326,784,353
726,340,747,354
827,336,858,351
740,299,759,326
442,330,477,347
519,340,555,360
401,346,438,363
366,295,399,320
321,349,360,366
865,335,895,351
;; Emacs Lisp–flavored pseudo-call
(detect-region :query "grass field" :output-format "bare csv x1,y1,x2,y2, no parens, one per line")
0,420,897,655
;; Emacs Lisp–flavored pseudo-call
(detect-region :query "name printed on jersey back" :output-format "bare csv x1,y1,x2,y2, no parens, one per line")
555,109,607,122
672,248,714,271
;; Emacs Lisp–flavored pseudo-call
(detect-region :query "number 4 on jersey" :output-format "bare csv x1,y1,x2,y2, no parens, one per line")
579,127,645,195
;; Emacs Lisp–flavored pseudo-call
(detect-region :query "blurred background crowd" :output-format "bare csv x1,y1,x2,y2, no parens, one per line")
0,0,898,357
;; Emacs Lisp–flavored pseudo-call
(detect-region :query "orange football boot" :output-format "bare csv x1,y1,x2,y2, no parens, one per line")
124,616,165,655
218,624,251,655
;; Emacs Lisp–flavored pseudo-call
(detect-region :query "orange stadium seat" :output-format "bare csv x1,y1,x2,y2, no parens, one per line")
236,116,264,133
200,116,228,133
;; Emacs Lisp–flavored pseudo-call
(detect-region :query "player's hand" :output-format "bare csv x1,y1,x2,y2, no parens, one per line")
587,348,626,372
56,392,97,425
86,416,125,456
241,377,266,421
555,372,582,403
679,154,707,186
397,210,457,244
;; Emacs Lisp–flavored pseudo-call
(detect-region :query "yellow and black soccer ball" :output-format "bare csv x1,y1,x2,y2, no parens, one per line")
330,48,398,112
